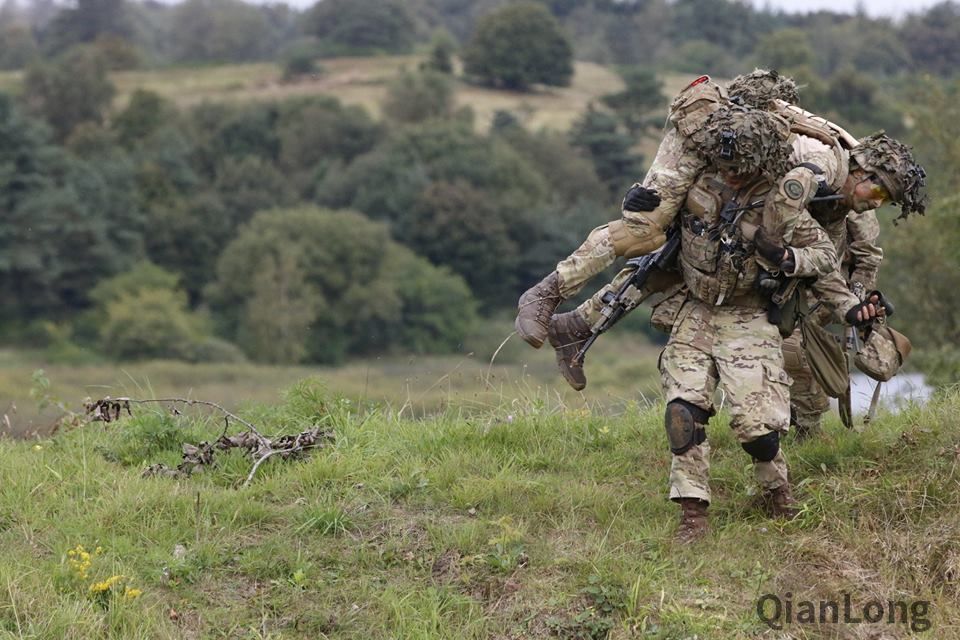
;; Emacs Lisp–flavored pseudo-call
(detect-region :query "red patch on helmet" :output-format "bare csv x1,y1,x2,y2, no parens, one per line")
685,75,711,89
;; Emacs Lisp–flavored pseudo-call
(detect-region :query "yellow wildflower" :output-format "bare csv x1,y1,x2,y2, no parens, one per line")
123,587,142,600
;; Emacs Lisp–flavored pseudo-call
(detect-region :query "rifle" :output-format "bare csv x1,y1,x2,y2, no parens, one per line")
572,222,681,367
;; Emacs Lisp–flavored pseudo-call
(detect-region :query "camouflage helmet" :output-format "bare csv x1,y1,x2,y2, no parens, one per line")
692,105,792,181
851,132,928,220
727,69,800,108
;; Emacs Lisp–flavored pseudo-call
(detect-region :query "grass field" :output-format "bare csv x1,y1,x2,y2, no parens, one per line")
0,371,955,638
0,318,664,437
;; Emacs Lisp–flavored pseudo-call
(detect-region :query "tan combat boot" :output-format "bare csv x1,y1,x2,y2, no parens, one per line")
547,310,592,390
762,484,800,520
675,498,709,543
515,271,564,349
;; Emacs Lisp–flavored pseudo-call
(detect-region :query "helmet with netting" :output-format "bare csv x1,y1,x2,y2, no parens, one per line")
727,69,800,109
851,132,928,220
692,105,792,180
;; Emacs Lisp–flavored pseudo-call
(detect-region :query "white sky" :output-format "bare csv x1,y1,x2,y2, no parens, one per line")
748,0,944,19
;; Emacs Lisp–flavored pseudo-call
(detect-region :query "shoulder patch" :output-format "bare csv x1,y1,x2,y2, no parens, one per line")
784,179,805,200
686,75,710,89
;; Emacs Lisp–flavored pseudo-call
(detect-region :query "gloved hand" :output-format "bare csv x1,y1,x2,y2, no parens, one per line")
867,289,895,317
754,227,794,273
845,293,884,326
622,185,661,213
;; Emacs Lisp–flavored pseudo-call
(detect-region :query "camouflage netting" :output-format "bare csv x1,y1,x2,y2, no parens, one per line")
692,105,792,181
727,69,800,108
852,132,928,221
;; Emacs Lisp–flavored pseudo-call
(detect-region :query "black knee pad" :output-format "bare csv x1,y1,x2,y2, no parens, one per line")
741,431,780,462
664,399,710,455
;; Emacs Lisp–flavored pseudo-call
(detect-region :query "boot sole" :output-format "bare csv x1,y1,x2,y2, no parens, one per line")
515,316,545,349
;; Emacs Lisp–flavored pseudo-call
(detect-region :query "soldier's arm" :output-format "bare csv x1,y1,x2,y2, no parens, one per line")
761,135,842,242
845,210,883,292
764,207,839,279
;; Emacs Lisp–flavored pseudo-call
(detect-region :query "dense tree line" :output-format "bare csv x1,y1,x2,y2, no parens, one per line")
1,0,959,375
1,0,959,79
0,51,616,364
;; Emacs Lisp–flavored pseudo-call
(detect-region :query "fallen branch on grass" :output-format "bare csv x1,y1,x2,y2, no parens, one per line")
84,396,335,487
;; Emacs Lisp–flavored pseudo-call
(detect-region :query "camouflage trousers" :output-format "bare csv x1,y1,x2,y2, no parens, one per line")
781,328,830,438
660,298,793,504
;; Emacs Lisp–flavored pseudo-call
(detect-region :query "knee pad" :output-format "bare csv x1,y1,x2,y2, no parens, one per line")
664,399,710,455
741,431,780,462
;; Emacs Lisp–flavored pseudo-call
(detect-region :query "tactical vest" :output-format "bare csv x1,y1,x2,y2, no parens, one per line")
679,172,771,308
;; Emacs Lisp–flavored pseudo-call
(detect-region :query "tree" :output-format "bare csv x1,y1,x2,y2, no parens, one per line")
462,2,573,90
902,1,960,76
0,94,144,321
0,24,38,69
600,68,667,136
210,207,476,363
42,0,133,55
303,0,416,56
421,29,456,74
383,71,455,124
753,28,814,71
170,0,277,63
20,46,115,141
569,105,644,198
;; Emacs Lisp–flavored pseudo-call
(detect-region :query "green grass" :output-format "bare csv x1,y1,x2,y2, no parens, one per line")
0,315,664,436
0,375,957,638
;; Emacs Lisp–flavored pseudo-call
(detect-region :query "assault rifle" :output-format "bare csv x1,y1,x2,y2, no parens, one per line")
572,221,681,367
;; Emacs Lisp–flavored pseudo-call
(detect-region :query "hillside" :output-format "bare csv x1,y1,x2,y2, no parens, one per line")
0,55,701,145
0,379,955,638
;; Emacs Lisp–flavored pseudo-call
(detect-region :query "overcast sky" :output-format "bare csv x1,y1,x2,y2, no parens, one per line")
747,0,944,19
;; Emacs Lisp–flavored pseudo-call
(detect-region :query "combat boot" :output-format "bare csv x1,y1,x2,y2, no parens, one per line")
515,271,564,349
675,498,709,543
762,484,800,520
547,310,592,390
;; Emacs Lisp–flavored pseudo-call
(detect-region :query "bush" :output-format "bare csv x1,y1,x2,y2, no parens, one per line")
383,71,454,124
99,287,200,360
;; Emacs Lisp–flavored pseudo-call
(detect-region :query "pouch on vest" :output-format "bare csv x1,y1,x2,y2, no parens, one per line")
799,317,848,398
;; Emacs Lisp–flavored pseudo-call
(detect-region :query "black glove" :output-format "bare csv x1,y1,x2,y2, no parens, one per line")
753,227,794,272
622,185,660,213
845,295,881,327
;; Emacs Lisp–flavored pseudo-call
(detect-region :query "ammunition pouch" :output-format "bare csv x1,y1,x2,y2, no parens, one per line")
609,218,666,259
800,318,848,398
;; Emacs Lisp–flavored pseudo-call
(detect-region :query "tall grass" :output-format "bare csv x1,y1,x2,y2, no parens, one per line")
0,375,955,638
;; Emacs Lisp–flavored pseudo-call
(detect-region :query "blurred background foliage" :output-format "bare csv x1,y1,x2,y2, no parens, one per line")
0,0,956,380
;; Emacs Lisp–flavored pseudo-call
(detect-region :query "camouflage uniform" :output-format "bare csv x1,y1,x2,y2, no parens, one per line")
657,106,859,506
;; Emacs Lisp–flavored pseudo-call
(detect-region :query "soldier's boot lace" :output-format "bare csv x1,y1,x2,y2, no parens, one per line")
762,483,800,520
675,498,709,544
547,310,592,390
515,271,564,349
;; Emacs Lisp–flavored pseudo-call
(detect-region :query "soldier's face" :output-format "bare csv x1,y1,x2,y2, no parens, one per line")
846,170,890,212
